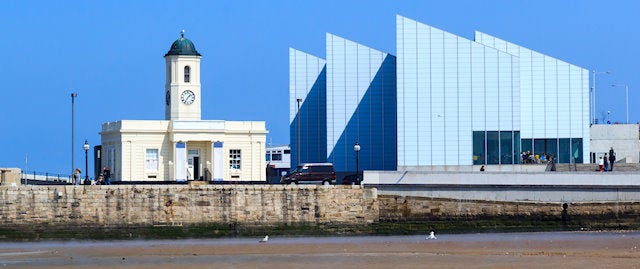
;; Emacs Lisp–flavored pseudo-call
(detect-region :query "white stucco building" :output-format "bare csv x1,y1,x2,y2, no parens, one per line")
100,32,267,182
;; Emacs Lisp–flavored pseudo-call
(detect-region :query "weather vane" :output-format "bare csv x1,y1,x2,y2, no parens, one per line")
181,29,185,38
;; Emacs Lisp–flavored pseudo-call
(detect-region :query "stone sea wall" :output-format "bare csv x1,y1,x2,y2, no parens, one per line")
0,185,379,228
378,195,640,229
1,185,639,235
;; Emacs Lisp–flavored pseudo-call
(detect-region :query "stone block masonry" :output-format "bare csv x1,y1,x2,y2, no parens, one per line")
2,184,639,236
378,196,640,230
0,185,379,229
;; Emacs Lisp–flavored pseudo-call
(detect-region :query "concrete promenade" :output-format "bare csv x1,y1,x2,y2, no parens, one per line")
364,170,640,202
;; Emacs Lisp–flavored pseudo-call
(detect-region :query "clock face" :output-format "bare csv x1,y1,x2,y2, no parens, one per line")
180,90,195,105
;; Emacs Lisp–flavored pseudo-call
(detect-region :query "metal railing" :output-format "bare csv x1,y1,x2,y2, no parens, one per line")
20,171,73,184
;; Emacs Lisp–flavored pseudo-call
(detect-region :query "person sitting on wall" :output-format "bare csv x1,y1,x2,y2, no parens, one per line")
480,165,485,172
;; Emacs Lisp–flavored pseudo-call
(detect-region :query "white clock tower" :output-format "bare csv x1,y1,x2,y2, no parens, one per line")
165,30,202,121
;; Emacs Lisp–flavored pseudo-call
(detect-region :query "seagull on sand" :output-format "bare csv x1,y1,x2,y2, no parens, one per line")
426,231,437,240
259,235,269,243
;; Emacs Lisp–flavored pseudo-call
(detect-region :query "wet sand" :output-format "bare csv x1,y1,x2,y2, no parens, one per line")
1,231,639,268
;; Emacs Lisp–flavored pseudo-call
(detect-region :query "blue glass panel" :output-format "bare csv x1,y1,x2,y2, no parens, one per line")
559,138,570,163
545,139,558,161
290,66,327,168
487,131,499,164
500,131,513,164
473,131,485,165
514,131,521,164
571,138,583,164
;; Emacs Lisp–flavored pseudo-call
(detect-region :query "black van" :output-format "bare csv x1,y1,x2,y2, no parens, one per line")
280,163,336,185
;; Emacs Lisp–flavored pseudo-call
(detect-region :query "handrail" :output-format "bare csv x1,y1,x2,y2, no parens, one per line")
20,170,84,184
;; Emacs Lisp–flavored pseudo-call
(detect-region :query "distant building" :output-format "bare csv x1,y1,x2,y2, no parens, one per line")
590,124,640,163
290,34,397,173
266,144,291,182
290,15,590,172
100,32,267,182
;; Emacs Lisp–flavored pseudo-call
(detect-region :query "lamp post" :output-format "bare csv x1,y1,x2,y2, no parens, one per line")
296,98,302,167
83,140,90,183
71,93,77,175
592,71,610,124
353,142,360,182
611,84,629,124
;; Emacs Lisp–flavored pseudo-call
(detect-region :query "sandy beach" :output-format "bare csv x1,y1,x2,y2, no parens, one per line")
1,231,639,268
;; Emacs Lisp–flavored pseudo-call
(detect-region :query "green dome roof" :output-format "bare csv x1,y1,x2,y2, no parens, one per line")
165,30,201,56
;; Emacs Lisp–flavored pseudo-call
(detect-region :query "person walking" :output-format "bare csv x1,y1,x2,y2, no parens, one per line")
103,166,111,185
609,147,616,171
603,153,609,172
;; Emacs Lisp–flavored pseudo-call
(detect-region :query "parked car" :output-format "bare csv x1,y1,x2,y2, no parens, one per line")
341,174,361,185
281,163,336,185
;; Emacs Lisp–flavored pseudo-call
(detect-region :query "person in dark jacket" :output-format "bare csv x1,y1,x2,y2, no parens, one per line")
609,147,616,171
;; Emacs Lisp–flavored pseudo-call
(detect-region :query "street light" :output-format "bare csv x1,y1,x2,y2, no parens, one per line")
71,93,77,175
83,140,90,183
592,71,610,124
611,84,629,124
296,98,302,167
353,142,360,182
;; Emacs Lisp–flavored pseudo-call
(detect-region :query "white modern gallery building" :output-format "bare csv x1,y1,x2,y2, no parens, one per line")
100,32,267,182
290,15,590,173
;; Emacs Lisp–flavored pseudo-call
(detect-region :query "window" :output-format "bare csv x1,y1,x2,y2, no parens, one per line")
474,131,521,165
284,149,291,154
559,138,570,163
184,66,191,83
571,138,583,163
500,131,513,164
146,149,159,172
229,149,241,169
472,131,485,165
272,153,282,161
265,154,271,161
486,131,499,165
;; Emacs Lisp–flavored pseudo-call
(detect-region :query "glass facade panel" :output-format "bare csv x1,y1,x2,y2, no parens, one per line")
473,131,485,165
522,137,582,164
514,131,521,164
559,138,570,163
486,131,499,164
545,139,558,161
533,139,544,162
571,138,583,163
289,48,327,168
500,131,513,164
325,34,397,173
522,139,532,153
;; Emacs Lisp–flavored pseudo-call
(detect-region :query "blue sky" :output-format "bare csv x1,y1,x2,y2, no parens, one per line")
1,0,638,175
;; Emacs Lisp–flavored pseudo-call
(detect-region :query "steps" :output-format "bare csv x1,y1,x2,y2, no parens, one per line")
553,162,640,172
